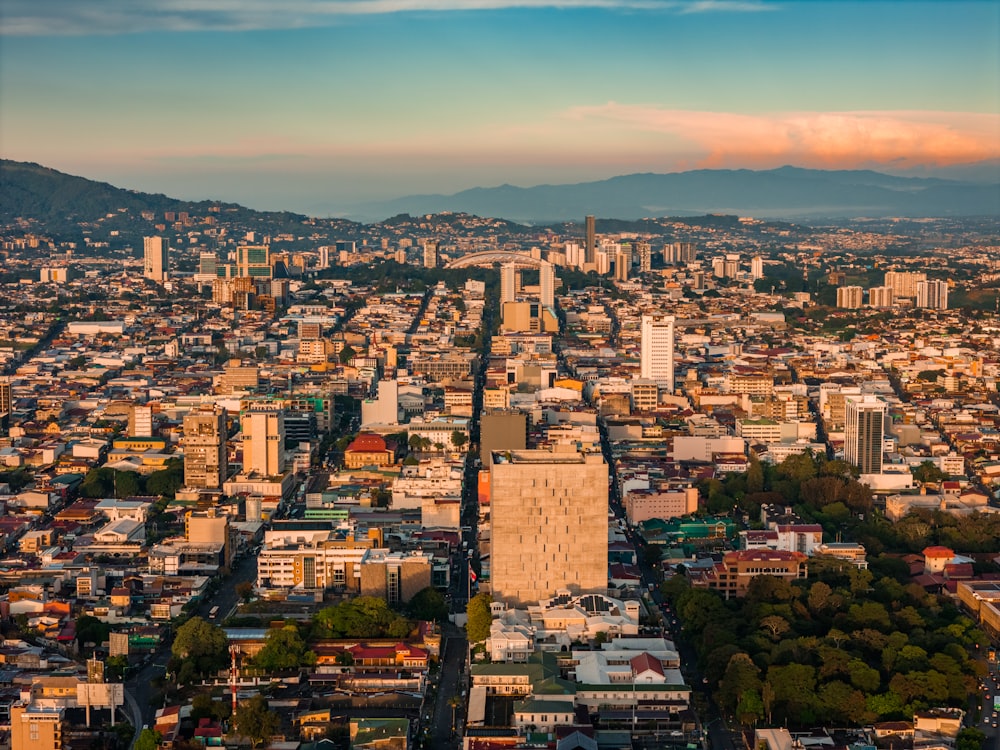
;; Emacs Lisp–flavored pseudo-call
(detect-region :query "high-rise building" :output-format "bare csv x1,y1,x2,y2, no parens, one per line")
836,286,864,309
129,404,153,438
318,246,331,269
490,449,608,606
584,215,596,265
423,241,438,269
636,242,652,273
500,264,517,305
750,255,764,280
236,245,271,278
480,411,528,468
844,395,887,475
640,315,675,392
539,261,555,308
242,410,285,476
868,286,894,308
183,406,228,489
143,236,168,281
664,242,696,265
884,270,926,299
0,377,11,417
614,251,629,281
916,279,949,310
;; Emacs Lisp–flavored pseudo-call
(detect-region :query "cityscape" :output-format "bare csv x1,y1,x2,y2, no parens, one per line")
1,1,1000,749
0,157,998,750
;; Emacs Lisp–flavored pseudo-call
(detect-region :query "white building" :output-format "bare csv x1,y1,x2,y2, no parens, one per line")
640,315,675,393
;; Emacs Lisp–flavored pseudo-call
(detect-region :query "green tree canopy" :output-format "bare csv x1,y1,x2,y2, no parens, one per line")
407,586,449,623
466,592,492,644
171,617,229,683
253,625,317,672
235,694,280,749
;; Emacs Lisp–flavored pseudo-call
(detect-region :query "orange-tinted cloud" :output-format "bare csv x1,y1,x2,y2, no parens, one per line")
563,104,1000,169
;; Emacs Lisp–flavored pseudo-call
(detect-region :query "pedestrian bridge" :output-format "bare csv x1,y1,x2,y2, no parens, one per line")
445,250,546,269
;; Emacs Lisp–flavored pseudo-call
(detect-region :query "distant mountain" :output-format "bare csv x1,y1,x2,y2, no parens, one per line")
356,166,1000,223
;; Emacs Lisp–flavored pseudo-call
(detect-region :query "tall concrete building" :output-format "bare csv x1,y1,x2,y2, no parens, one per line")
129,404,153,437
183,406,228,489
0,376,11,416
836,286,864,309
423,241,438,269
242,410,285,476
318,245,331,269
490,449,608,606
750,255,764,280
236,244,271,279
884,270,926,299
636,242,652,273
640,315,675,393
844,395,887,475
143,236,168,281
11,703,63,750
501,264,518,305
916,279,949,310
584,215,596,265
539,261,555,308
868,286,894,308
480,411,528,468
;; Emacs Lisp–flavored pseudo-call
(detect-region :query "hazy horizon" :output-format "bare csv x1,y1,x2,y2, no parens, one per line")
2,0,998,216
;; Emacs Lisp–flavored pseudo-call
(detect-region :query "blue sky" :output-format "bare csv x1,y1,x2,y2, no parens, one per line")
1,1,998,215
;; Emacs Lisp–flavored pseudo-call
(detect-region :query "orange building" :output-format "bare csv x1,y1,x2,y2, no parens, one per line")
343,433,394,469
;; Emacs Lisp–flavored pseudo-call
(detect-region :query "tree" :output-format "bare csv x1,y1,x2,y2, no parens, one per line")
236,581,254,603
136,728,162,750
450,431,468,450
956,728,986,750
718,652,761,712
913,460,947,483
466,592,492,644
76,614,111,651
407,587,449,623
253,625,316,671
105,654,129,681
171,617,228,682
114,470,142,498
234,694,280,749
339,345,356,365
759,615,790,641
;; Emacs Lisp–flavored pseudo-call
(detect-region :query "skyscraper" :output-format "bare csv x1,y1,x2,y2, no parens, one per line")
844,395,887,475
500,264,517,305
539,261,555,308
183,406,229,489
750,255,764,280
640,315,675,392
143,236,168,281
584,215,596,266
490,448,608,606
836,286,864,309
236,245,271,278
916,279,949,310
242,409,285,476
423,241,438,269
636,242,652,273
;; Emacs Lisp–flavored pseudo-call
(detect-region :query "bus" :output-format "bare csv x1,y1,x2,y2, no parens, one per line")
208,606,220,619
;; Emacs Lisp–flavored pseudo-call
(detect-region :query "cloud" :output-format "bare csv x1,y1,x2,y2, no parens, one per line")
0,0,771,35
561,104,1000,170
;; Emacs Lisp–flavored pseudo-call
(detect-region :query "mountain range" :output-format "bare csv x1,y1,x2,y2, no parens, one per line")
2,159,998,227
353,166,1000,223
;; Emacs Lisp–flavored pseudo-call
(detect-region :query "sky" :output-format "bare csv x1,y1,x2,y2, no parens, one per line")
1,0,998,216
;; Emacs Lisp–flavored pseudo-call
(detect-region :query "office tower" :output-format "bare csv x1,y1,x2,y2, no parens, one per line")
868,286,894,308
584,215,596,265
564,242,584,269
724,254,740,278
129,404,153,437
198,251,218,277
751,255,764,280
844,395,887,475
614,251,629,281
242,410,286,476
916,279,949,310
336,240,356,254
712,257,726,278
490,449,608,606
423,240,438,269
636,242,652,273
183,406,228,489
143,236,168,281
595,251,610,276
539,261,555,308
884,270,926,299
640,315,675,392
500,264,518,305
836,286,864,309
236,245,272,278
318,246,331,269
664,242,696,265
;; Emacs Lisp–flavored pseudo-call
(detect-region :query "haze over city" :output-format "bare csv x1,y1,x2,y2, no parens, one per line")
1,0,998,215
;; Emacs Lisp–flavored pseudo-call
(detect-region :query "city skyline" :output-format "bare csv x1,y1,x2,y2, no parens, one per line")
1,0,998,215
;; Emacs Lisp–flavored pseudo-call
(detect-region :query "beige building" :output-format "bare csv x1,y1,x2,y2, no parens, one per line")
242,409,285,476
182,406,228,489
359,550,434,605
11,703,63,750
624,488,699,524
490,449,608,606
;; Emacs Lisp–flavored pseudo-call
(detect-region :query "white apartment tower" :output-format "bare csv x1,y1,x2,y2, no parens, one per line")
539,261,555,308
501,264,517,305
143,236,168,281
751,255,764,280
844,395,887,475
916,280,949,310
640,315,676,393
423,241,438,269
836,286,864,309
